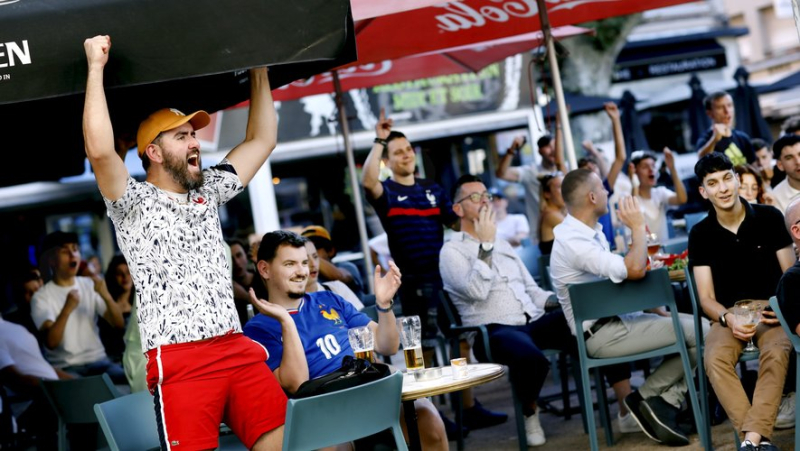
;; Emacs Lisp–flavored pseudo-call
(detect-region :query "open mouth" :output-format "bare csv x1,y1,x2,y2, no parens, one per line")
69,261,78,269
187,153,200,168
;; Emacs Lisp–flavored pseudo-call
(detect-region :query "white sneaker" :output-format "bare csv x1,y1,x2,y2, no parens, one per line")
617,412,642,434
775,392,795,430
525,408,546,446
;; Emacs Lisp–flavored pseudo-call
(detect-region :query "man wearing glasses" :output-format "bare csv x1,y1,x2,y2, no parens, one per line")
362,111,507,435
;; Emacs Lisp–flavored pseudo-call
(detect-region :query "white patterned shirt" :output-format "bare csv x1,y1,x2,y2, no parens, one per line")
104,160,243,350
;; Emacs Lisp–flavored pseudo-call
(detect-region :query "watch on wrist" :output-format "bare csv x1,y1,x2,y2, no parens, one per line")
374,137,388,148
480,242,494,252
718,310,728,328
376,298,394,313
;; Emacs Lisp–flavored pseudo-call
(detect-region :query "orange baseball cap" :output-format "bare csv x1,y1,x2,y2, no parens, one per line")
300,225,332,242
136,108,211,156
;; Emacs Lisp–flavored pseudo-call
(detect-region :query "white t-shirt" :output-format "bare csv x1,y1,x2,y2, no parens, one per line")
104,161,243,351
0,317,58,380
772,178,800,213
30,277,108,368
311,281,365,311
637,186,675,241
496,214,530,246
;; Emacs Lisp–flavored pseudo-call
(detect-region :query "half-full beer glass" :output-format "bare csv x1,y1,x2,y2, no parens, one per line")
348,326,375,362
398,316,424,372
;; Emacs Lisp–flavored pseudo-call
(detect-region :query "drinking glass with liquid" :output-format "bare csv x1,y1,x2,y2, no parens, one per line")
347,326,375,363
398,316,424,372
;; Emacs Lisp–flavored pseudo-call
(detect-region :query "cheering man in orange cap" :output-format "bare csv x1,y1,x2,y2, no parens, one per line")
82,35,290,450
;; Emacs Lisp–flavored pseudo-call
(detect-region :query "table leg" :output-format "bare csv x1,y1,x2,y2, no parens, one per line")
403,399,421,451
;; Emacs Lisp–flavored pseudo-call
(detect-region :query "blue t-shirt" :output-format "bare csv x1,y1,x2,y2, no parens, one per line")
367,178,457,283
243,291,371,378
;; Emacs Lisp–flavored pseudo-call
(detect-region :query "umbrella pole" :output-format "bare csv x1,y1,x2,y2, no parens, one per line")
536,0,577,169
332,70,376,294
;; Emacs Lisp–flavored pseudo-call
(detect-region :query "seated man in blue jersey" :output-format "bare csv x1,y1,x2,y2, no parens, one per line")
244,231,447,450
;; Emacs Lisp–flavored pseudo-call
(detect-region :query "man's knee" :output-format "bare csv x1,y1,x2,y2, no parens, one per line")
252,425,284,451
413,399,447,448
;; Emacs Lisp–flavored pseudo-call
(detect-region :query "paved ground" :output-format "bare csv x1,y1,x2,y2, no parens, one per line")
435,366,796,451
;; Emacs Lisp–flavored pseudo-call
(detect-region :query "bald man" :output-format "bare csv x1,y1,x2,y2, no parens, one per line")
777,198,800,335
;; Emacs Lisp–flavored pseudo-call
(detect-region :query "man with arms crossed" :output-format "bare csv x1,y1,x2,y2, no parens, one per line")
550,169,701,446
83,35,286,450
690,153,795,451
244,231,447,450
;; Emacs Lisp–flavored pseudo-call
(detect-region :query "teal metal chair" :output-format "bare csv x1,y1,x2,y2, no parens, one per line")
538,253,552,291
769,296,800,451
282,371,407,451
685,267,759,450
516,243,541,282
661,237,688,255
685,211,708,233
95,391,159,451
40,373,121,451
569,268,704,451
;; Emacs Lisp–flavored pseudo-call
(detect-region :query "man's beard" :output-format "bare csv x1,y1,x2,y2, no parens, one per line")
288,290,305,299
163,151,204,191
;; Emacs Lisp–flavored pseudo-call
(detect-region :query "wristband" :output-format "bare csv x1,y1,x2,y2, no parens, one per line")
376,298,394,313
718,310,728,328
374,137,388,148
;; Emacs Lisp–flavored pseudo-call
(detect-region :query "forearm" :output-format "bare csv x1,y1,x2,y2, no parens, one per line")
554,127,567,173
276,320,309,394
495,152,516,180
697,136,717,158
45,315,70,349
362,143,385,197
318,259,353,284
374,312,399,355
244,68,276,149
83,66,115,163
623,226,648,279
671,169,687,204
101,292,125,329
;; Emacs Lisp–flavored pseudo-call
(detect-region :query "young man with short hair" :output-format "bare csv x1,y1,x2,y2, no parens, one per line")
690,153,796,451
628,149,687,240
770,135,800,213
696,91,755,166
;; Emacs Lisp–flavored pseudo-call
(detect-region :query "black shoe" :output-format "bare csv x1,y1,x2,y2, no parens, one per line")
439,410,469,441
623,391,662,443
639,396,690,446
739,440,759,451
758,440,780,451
462,399,508,430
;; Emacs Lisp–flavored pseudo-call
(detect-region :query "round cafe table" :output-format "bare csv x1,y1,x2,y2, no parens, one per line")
401,363,505,451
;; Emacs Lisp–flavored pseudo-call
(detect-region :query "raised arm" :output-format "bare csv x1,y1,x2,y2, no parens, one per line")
40,291,80,349
224,68,276,187
248,289,308,393
495,136,525,182
362,109,393,200
664,148,687,205
83,35,129,201
605,102,626,189
697,123,729,158
617,196,648,280
370,262,401,355
93,277,125,329
554,122,567,173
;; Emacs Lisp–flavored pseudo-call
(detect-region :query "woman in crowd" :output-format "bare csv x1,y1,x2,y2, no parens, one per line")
735,164,772,205
538,174,566,255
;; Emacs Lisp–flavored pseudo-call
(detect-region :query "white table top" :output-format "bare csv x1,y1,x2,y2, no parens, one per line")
400,363,504,401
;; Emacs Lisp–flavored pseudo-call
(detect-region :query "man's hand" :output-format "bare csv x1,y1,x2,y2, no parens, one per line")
713,123,732,143
474,204,497,243
374,261,402,308
92,276,111,298
507,135,526,156
64,290,80,315
604,102,620,120
84,35,111,69
760,307,780,326
617,196,645,231
248,289,292,323
582,140,598,155
728,314,757,342
375,108,393,140
663,147,676,170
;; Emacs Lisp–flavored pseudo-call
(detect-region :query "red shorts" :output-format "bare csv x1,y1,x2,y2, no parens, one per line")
145,332,287,450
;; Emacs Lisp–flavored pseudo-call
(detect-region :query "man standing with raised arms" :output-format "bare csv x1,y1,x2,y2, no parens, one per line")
83,35,286,450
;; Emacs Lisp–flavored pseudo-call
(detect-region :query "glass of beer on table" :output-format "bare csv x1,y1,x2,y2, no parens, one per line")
398,316,424,373
348,326,375,363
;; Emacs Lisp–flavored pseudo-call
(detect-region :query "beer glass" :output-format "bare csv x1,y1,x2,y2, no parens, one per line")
734,300,762,353
398,316,424,372
348,326,375,363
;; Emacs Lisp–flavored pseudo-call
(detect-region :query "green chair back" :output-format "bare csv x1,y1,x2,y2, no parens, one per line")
94,391,160,451
769,296,800,451
282,371,407,451
538,253,552,291
41,373,120,451
685,211,708,233
568,268,705,451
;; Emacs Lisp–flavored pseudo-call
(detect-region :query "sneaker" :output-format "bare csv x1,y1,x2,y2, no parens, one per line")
775,392,795,430
524,407,546,446
623,391,661,443
758,440,780,451
439,410,469,441
639,396,690,446
617,412,641,434
739,440,759,451
462,399,508,430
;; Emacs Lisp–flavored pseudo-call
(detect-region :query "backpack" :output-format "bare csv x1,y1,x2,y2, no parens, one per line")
291,355,391,399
